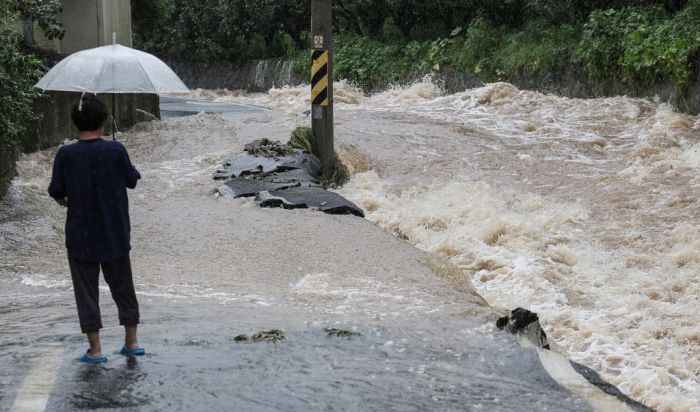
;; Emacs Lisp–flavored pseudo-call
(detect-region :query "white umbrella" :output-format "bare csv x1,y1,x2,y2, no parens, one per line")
35,44,188,93
35,33,189,138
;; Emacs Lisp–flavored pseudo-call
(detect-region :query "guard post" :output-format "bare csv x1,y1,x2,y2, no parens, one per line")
311,0,334,180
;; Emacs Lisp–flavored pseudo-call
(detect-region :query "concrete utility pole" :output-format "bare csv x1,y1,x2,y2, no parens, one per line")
311,0,334,180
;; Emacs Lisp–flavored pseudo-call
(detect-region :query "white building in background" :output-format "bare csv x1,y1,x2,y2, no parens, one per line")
25,0,132,53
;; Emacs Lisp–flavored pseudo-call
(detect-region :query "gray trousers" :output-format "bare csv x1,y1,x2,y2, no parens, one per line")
68,253,140,333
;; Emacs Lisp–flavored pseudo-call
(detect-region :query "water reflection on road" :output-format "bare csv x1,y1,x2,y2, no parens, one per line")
0,107,594,411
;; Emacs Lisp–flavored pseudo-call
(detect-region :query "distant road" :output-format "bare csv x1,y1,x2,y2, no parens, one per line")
159,96,269,117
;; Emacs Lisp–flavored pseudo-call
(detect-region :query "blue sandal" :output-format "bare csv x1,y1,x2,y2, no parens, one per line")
79,350,108,364
119,346,145,356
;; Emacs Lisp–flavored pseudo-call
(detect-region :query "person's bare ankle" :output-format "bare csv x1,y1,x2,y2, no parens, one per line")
124,325,139,349
86,331,102,357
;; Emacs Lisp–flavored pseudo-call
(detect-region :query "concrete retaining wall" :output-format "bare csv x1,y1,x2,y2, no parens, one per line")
21,91,160,153
30,0,133,54
0,92,159,197
165,58,305,92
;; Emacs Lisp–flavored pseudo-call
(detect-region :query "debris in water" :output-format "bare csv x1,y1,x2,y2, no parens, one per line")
233,330,286,343
497,307,550,349
245,138,296,157
324,328,361,338
257,186,365,217
252,330,286,342
214,139,364,217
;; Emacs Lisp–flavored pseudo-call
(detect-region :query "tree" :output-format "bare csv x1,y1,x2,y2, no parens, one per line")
8,0,65,41
0,4,41,154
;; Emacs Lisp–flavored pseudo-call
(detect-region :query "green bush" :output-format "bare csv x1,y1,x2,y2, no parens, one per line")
576,7,665,79
0,6,41,155
576,4,700,85
288,126,313,153
620,2,700,85
333,33,428,91
457,18,501,74
133,0,700,95
331,17,579,88
132,0,310,63
493,22,579,76
10,0,64,40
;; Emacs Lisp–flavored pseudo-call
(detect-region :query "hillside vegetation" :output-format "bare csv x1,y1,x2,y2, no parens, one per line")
0,0,62,157
132,0,700,93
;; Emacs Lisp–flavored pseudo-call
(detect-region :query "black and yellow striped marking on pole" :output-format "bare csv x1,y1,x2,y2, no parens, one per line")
311,50,329,106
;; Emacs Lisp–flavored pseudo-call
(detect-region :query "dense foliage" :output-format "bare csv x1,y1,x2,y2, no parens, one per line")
133,0,700,92
323,19,582,91
0,2,42,154
132,0,307,63
578,4,700,85
10,0,64,40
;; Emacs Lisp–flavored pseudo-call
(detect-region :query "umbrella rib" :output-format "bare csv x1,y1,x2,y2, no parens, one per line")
93,55,111,93
133,57,158,94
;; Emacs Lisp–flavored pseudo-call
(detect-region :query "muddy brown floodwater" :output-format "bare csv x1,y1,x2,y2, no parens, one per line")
1,80,697,411
331,81,700,411
208,80,700,410
1,103,604,411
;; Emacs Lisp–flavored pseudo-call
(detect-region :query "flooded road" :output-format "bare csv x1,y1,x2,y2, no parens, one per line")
201,81,700,410
0,105,611,410
332,82,700,411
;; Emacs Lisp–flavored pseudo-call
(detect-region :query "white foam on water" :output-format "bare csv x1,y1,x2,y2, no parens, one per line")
366,77,443,106
192,80,366,116
340,171,700,410
136,283,276,307
292,273,440,317
20,275,70,290
142,155,221,193
4,79,699,410
322,81,700,411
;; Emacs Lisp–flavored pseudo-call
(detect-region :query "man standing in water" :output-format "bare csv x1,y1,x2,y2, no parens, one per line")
48,94,144,364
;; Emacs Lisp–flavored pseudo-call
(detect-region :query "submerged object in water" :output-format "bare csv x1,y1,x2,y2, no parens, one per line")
497,307,550,349
324,328,361,338
233,330,286,343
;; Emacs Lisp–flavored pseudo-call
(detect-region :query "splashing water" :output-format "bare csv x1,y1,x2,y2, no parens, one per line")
300,81,698,411
74,79,700,410
201,83,700,411
170,82,700,411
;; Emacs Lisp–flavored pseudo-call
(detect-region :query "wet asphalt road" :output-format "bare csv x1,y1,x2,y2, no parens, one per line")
0,97,644,411
1,292,595,412
159,96,269,117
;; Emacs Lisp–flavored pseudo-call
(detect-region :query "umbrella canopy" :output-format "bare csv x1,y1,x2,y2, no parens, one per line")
35,44,189,94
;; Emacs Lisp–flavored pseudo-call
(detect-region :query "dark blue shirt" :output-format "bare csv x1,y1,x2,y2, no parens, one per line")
48,138,140,262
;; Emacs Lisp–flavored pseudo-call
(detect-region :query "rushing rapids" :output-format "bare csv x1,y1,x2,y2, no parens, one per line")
1,80,698,410
221,80,699,411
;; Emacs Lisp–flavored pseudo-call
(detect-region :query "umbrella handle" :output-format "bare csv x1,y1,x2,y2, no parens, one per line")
111,94,117,141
